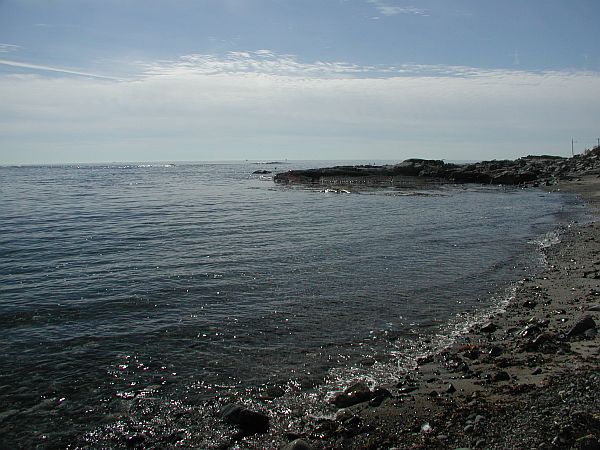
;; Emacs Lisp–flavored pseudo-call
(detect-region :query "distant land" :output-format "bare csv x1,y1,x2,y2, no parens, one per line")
274,148,600,188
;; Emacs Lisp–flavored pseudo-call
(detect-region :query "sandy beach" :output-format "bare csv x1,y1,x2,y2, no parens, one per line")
268,175,600,450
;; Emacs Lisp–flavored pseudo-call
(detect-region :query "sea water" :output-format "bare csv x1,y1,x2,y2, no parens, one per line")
0,161,586,447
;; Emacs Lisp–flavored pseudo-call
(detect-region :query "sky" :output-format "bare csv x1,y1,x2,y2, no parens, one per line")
1,0,599,164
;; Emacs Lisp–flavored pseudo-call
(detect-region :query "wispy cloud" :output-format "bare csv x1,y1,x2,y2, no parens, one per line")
0,59,123,80
367,0,428,17
0,43,21,53
140,50,553,81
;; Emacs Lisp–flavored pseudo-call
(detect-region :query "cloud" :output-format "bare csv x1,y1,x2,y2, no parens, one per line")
367,0,428,17
0,59,123,80
1,52,599,163
142,50,379,78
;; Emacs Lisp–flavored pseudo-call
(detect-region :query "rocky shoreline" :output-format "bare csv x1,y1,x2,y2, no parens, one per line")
273,147,600,188
224,156,600,450
232,175,599,450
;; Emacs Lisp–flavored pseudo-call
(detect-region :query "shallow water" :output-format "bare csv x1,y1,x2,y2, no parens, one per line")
0,161,586,447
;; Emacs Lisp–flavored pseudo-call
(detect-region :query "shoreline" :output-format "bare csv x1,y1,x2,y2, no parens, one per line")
275,175,600,450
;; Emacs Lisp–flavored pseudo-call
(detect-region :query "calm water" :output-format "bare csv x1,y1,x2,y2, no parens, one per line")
0,162,585,447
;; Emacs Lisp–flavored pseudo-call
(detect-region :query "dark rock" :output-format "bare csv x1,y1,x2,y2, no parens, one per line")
221,403,269,434
567,315,597,338
480,322,498,333
282,438,313,450
532,367,543,375
367,388,392,407
446,383,457,394
252,170,272,174
522,299,538,308
463,348,481,360
488,346,503,357
330,382,373,408
492,371,511,382
273,147,600,187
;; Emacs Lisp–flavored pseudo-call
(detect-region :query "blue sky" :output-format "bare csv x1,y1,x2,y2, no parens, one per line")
1,0,599,164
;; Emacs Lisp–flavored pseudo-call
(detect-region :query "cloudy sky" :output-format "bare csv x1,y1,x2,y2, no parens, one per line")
1,0,599,164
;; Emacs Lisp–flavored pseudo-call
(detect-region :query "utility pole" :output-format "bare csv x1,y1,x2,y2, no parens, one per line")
572,139,575,157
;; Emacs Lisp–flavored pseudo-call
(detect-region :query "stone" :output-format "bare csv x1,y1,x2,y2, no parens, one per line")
446,383,457,394
330,381,373,408
480,322,498,333
281,438,313,450
488,346,503,357
368,388,392,407
532,367,542,375
566,315,597,338
492,371,511,382
522,299,537,308
221,403,269,434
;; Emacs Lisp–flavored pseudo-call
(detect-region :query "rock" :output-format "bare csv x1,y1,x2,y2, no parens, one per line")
281,438,313,450
446,383,457,394
488,346,503,357
368,388,392,407
221,403,269,434
575,434,600,450
253,170,272,174
464,424,474,433
584,328,597,339
330,381,373,408
492,371,511,382
567,315,597,338
532,367,543,375
480,322,498,333
522,299,537,308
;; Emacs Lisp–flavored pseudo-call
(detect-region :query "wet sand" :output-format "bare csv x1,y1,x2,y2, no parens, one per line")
277,175,600,449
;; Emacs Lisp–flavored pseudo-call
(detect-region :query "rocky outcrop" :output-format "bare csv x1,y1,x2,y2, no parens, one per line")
273,146,600,186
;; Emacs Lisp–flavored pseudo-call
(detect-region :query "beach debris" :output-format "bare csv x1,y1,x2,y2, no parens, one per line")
220,403,270,434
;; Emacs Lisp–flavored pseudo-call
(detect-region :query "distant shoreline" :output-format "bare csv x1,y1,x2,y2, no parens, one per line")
273,147,600,188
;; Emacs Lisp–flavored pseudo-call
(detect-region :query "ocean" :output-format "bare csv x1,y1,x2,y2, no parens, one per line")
0,161,586,447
